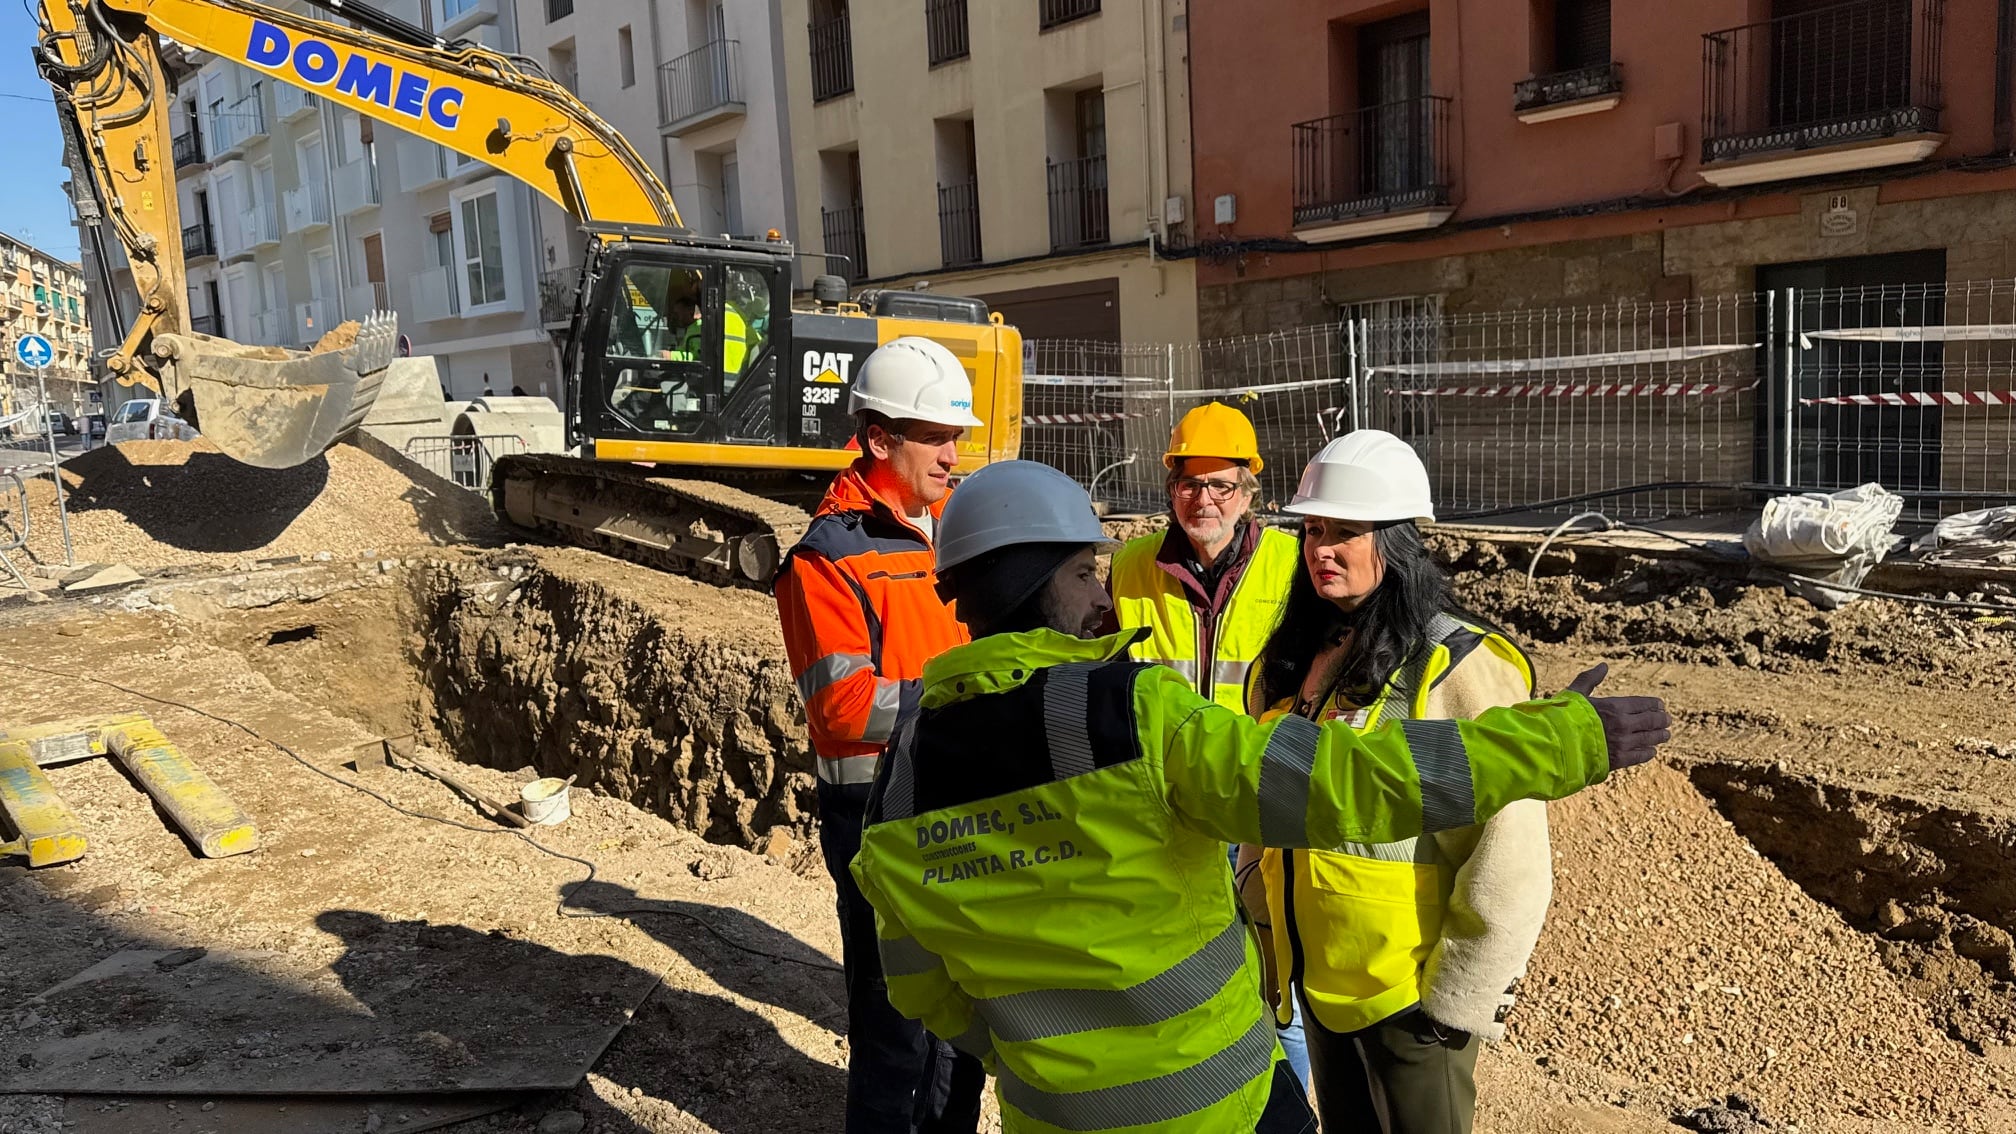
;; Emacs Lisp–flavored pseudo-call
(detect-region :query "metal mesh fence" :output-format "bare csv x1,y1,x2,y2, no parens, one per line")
402,434,529,493
1025,281,2016,523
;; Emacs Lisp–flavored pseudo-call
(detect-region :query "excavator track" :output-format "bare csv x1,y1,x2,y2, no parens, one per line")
490,453,814,589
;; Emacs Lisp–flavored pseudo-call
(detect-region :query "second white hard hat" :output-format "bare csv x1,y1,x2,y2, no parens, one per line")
848,336,986,428
935,460,1112,573
1285,430,1436,523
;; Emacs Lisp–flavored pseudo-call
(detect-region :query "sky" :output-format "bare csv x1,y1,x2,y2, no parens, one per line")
1,3,86,263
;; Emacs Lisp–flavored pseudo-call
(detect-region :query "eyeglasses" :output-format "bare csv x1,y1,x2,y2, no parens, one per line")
1172,478,1245,501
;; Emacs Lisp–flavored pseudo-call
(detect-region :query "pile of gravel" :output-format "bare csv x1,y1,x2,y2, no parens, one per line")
1513,763,2016,1130
21,438,500,569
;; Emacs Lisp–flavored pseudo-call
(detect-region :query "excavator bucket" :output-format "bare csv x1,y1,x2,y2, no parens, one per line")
149,313,400,470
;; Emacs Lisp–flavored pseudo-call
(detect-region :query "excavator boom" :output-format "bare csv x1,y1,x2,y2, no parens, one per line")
35,0,678,468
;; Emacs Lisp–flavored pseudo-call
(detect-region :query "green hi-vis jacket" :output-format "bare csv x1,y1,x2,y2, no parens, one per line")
850,627,1609,1133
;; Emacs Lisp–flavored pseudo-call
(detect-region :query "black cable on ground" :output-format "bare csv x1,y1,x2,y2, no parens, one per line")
1438,482,2016,524
0,659,843,974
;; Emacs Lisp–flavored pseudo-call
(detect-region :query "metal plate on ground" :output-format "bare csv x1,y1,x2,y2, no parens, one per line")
1,935,658,1095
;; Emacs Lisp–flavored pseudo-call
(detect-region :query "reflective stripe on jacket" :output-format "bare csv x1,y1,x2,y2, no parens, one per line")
1250,616,1545,1036
849,626,1609,1132
1109,525,1299,711
774,462,964,784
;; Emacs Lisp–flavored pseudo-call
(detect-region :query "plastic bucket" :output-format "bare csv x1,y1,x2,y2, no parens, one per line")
520,777,572,825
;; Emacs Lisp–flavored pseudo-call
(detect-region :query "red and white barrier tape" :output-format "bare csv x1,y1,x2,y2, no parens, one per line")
1390,381,1758,398
1023,412,1150,426
1799,390,2016,407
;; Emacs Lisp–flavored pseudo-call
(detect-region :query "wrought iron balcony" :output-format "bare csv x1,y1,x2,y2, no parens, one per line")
810,13,854,102
1040,0,1099,31
927,0,969,65
938,180,982,268
539,267,580,326
1292,97,1452,227
181,220,216,260
1047,155,1109,251
1514,62,1623,114
659,38,744,133
172,129,204,169
189,313,222,336
1701,0,1943,166
821,203,868,282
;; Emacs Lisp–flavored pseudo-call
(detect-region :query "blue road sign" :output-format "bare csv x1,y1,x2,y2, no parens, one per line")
14,333,54,371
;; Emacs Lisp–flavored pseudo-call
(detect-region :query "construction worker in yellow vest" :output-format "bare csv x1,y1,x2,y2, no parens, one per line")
663,292,751,374
1107,399,1313,1082
1109,401,1300,710
1239,431,1553,1134
848,459,1674,1133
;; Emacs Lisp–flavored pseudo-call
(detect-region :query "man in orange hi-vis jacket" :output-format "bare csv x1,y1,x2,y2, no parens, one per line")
775,336,987,1134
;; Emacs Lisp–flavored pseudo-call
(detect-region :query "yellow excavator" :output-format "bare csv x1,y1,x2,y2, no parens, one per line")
36,0,1023,584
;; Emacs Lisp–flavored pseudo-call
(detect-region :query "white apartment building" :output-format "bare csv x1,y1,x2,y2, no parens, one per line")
87,0,553,403
512,0,797,320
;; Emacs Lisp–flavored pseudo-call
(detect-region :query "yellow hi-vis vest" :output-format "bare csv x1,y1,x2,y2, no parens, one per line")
1250,615,1537,1036
667,307,751,373
851,626,1608,1133
1109,525,1299,712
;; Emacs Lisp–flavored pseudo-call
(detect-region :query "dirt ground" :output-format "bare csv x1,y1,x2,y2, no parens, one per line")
4,477,2016,1131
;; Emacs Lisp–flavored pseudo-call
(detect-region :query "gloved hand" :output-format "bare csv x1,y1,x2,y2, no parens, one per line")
1565,663,1671,772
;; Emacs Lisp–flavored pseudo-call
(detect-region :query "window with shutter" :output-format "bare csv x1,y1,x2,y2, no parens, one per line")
1553,0,1609,70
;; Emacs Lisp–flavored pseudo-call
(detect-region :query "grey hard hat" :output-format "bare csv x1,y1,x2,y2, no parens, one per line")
935,460,1112,574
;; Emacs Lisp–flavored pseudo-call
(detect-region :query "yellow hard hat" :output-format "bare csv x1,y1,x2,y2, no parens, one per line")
1163,401,1264,473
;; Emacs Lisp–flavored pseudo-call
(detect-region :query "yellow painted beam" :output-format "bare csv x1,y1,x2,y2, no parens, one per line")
103,719,261,860
0,740,88,867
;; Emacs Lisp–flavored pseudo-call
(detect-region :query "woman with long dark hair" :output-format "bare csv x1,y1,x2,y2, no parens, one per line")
1236,431,1554,1134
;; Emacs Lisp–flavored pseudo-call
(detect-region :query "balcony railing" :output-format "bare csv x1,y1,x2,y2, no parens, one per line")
252,308,287,346
190,313,222,336
181,220,216,260
247,199,282,248
413,265,463,323
1702,0,1943,165
659,38,744,131
821,203,868,282
334,157,382,215
275,82,316,122
284,182,332,233
172,129,204,169
1292,97,1453,227
810,12,855,102
345,280,391,317
539,267,580,326
211,87,268,156
938,179,982,267
1514,61,1623,113
1040,0,1100,31
1047,154,1109,251
927,0,970,65
397,136,453,193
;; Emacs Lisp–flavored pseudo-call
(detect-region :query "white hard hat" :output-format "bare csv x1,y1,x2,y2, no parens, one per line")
1285,430,1436,523
848,337,985,428
936,460,1113,573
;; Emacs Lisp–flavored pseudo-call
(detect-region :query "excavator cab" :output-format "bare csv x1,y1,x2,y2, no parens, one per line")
567,237,826,455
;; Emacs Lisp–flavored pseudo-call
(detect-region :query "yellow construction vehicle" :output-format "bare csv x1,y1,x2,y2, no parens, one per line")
36,0,1022,583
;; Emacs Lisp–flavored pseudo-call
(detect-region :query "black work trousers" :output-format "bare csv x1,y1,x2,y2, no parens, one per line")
1300,998,1480,1134
818,779,986,1134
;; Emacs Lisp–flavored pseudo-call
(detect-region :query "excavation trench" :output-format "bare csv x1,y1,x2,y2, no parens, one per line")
1691,762,2016,1053
195,550,817,851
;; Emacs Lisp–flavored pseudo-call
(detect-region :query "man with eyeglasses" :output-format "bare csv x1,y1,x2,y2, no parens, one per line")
1107,400,1312,1083
775,336,987,1134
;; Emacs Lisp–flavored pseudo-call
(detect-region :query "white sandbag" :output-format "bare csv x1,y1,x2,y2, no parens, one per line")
1744,484,1904,609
